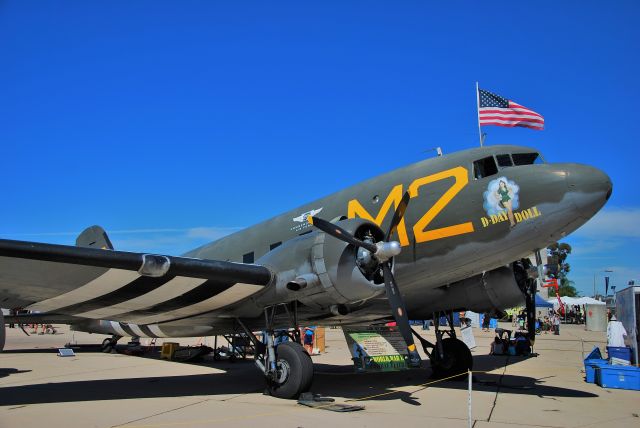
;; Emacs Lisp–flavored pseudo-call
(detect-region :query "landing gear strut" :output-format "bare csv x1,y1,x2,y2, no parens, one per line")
237,302,313,399
412,311,472,379
514,258,538,346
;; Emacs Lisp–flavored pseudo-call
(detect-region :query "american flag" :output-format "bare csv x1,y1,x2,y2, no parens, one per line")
478,88,544,130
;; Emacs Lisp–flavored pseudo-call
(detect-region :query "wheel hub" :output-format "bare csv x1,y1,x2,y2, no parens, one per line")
274,359,291,385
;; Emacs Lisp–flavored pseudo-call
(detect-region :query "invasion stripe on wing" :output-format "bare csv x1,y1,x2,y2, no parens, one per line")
127,283,264,324
110,279,238,322
147,324,169,338
138,325,157,338
107,321,166,338
118,323,139,337
76,276,208,319
28,269,141,312
109,320,130,337
127,324,147,338
52,274,178,315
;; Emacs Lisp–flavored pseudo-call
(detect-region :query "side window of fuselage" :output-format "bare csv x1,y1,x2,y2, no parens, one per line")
512,152,543,165
243,252,254,264
473,156,498,179
496,154,513,168
269,242,282,251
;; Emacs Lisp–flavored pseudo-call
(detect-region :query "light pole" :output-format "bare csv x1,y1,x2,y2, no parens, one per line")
593,269,613,299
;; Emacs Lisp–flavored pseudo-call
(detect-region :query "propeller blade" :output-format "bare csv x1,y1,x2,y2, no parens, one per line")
385,191,411,242
308,216,378,253
382,262,421,367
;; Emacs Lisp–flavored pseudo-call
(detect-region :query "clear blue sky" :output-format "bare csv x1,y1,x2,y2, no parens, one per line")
2,1,639,297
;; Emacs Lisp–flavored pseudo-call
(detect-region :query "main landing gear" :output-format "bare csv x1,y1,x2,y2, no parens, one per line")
412,311,473,379
514,257,539,346
237,302,313,399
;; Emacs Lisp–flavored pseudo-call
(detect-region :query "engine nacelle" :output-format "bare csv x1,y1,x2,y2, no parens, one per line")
411,265,526,316
258,219,386,309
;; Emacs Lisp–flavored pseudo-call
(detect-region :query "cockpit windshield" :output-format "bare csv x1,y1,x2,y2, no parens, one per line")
473,151,544,178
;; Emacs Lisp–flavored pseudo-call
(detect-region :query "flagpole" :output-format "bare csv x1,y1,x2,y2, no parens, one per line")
476,81,483,147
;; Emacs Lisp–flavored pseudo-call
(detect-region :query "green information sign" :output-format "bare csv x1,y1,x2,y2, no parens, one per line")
343,326,409,372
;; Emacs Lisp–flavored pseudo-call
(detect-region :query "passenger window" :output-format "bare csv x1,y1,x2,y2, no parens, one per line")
243,252,254,264
496,154,513,168
269,242,282,251
473,156,498,179
512,152,543,165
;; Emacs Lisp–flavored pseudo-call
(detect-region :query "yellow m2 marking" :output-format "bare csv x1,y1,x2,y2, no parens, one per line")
348,166,475,246
408,166,475,242
348,183,410,246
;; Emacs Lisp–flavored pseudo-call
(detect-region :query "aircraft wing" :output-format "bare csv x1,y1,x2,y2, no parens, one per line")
0,239,272,324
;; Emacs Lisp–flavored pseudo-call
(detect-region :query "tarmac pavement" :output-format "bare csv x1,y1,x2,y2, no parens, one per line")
1,323,638,428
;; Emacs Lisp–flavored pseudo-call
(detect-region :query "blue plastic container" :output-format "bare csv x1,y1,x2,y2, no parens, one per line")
585,359,608,383
606,346,632,363
584,346,603,361
583,347,606,383
596,364,640,390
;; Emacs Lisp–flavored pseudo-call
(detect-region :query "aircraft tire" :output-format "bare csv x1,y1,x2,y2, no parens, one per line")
101,338,113,353
268,342,314,399
430,338,472,380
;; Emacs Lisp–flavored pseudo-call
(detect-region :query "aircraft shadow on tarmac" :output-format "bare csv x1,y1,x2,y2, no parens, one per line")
0,354,598,406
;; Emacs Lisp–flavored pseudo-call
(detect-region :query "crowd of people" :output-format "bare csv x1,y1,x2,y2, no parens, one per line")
510,309,563,335
536,312,561,335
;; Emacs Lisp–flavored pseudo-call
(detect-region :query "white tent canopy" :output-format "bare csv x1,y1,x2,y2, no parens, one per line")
547,296,605,306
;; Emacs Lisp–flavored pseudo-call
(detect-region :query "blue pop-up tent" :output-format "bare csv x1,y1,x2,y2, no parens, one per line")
535,294,554,308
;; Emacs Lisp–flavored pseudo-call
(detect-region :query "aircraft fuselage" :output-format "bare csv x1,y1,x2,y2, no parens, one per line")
181,144,610,323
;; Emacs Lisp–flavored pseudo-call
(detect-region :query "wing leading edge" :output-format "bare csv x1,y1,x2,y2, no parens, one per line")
0,239,272,324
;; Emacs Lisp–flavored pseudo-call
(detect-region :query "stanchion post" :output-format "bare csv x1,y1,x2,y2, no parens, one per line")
468,370,473,428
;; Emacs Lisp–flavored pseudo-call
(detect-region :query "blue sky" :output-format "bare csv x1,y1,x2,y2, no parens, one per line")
1,2,638,297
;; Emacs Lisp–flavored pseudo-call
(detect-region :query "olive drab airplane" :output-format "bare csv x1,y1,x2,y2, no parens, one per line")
0,145,611,399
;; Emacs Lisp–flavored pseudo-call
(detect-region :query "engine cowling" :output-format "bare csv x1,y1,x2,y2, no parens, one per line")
258,218,387,310
410,265,526,317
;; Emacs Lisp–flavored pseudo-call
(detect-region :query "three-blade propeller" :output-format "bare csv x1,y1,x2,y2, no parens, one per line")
309,191,421,367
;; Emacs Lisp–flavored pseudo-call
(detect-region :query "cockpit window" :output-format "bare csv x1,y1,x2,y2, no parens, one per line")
496,154,513,168
512,152,543,165
473,156,498,179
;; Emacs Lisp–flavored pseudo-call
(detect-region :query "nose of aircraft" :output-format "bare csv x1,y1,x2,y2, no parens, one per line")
565,164,612,219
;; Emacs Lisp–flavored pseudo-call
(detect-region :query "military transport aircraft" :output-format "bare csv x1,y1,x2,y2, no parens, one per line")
0,144,611,399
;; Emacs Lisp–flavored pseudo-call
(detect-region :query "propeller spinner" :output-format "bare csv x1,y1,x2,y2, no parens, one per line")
309,191,421,367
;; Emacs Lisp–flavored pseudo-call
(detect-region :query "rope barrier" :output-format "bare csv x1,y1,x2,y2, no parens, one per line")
118,369,489,427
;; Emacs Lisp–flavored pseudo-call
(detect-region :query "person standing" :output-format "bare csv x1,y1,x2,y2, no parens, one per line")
303,326,316,354
552,312,561,335
607,316,627,347
482,312,491,332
